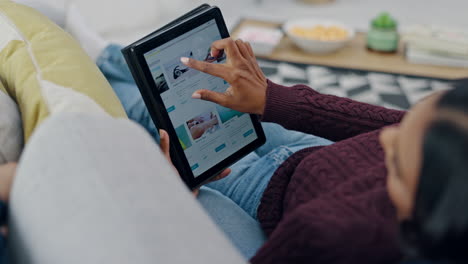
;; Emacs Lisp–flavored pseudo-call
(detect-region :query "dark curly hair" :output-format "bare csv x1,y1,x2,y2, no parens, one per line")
401,80,468,264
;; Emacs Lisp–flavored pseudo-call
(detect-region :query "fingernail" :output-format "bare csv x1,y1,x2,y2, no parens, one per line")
210,50,215,57
192,92,201,99
180,57,189,64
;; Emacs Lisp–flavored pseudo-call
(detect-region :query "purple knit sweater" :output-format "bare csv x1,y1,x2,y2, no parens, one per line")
251,80,406,264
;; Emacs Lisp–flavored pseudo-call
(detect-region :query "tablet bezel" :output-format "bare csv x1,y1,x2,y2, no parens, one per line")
131,7,266,190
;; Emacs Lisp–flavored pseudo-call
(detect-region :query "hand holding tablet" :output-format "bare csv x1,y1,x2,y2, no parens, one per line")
122,4,266,190
181,38,268,115
159,129,231,196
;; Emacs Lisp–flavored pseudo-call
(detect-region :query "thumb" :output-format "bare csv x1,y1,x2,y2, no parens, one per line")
192,89,229,107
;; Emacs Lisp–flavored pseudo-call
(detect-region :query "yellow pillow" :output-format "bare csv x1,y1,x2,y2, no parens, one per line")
0,0,126,141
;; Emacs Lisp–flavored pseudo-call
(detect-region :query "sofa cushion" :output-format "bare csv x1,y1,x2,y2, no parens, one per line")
0,0,126,141
0,86,22,164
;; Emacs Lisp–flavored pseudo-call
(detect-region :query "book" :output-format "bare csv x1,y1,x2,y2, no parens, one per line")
402,24,468,56
406,45,468,68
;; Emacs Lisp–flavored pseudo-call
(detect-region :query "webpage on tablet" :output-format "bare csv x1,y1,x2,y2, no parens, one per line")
144,19,258,177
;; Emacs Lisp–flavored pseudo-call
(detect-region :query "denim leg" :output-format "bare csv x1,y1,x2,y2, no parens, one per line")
256,122,333,156
206,145,293,219
96,44,135,82
198,187,266,260
207,123,333,219
96,44,160,143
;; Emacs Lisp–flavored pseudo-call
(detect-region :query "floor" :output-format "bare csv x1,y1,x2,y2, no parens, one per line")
257,59,457,110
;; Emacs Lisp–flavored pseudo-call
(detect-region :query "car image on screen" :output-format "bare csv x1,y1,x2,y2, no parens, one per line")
173,65,189,80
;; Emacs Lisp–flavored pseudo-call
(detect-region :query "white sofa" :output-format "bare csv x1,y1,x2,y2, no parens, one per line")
18,0,194,44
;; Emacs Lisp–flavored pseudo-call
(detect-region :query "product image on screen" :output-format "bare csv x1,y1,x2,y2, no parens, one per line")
144,19,258,177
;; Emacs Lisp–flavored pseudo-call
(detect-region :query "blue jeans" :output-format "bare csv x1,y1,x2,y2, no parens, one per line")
96,44,160,143
97,44,333,259
206,122,333,219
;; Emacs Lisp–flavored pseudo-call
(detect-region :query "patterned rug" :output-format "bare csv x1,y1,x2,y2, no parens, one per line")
258,59,460,110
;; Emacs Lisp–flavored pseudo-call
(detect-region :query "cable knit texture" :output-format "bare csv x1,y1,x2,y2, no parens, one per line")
251,80,406,264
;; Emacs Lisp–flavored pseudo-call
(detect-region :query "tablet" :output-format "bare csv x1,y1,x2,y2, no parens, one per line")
122,5,266,190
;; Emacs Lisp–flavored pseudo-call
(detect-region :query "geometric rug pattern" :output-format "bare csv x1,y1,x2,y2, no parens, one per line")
258,59,458,110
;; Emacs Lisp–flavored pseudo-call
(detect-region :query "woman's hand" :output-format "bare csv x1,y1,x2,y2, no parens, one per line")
181,38,268,115
159,130,231,196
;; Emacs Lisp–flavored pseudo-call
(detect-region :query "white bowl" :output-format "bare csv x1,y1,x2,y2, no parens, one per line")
283,19,355,54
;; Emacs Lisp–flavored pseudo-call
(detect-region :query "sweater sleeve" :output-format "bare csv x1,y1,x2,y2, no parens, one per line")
261,80,406,141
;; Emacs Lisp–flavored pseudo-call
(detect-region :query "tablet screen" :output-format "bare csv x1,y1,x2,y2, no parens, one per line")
143,19,258,177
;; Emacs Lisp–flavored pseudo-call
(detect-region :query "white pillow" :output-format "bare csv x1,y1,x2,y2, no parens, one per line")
0,89,23,164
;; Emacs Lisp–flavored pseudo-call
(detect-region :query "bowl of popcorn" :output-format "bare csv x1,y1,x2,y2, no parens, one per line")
283,19,355,54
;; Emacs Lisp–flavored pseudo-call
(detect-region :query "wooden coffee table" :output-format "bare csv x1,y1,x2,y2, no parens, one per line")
231,19,468,80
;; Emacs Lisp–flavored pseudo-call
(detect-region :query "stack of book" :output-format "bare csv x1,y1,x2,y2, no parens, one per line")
402,25,468,68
